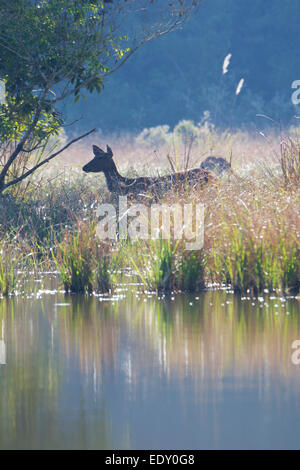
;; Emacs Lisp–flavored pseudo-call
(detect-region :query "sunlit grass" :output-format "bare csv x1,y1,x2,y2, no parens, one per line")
0,236,22,296
280,137,300,186
53,220,114,294
205,178,300,293
0,128,299,295
126,239,206,293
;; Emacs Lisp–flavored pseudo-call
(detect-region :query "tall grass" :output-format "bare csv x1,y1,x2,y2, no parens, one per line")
280,138,300,186
128,239,174,292
54,221,94,293
210,227,299,293
95,245,113,293
177,249,206,292
54,220,114,294
0,127,299,295
127,239,206,293
0,237,22,296
205,178,300,293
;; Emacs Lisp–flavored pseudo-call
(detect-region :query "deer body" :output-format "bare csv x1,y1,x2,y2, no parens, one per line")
83,145,214,200
200,156,232,175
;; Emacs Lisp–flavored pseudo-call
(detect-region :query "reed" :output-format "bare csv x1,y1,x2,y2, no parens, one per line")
127,239,206,293
95,244,114,294
280,137,300,186
0,236,22,296
53,220,114,294
0,127,299,295
127,239,174,292
205,178,300,293
176,249,206,292
54,221,94,293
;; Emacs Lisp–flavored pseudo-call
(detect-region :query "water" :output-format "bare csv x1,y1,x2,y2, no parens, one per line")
0,289,299,449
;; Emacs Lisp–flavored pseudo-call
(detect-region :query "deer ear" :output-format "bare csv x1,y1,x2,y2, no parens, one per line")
93,145,105,157
106,145,113,157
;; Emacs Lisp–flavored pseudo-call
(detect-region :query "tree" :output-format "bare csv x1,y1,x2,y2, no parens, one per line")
0,0,199,194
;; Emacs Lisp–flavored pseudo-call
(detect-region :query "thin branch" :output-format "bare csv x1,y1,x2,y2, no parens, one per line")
50,75,100,104
1,128,96,191
22,143,45,153
102,15,189,78
50,3,196,104
0,102,45,188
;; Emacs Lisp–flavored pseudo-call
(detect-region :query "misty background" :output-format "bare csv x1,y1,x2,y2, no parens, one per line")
62,0,300,136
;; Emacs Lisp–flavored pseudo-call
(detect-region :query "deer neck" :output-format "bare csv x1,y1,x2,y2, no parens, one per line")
103,161,127,193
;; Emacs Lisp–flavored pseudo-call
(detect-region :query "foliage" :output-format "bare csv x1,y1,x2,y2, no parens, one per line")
206,178,300,294
54,220,114,294
0,236,22,296
127,239,206,293
0,128,299,295
0,0,198,193
66,0,300,133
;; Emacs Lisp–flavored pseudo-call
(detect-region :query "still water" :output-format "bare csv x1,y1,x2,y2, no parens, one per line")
0,288,299,449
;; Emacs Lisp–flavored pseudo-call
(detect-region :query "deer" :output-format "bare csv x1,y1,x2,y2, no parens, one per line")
200,156,233,175
82,145,215,201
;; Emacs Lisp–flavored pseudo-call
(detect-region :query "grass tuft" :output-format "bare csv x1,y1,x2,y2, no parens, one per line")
54,220,114,294
0,236,22,296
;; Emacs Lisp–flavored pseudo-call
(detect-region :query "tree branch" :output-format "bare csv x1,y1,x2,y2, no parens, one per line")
1,128,96,192
0,103,45,189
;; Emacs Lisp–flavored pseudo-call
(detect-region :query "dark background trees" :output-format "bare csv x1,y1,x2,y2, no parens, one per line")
64,0,300,133
1,0,300,194
0,0,197,193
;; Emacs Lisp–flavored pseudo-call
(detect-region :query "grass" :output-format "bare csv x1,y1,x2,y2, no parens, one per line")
0,127,299,295
53,220,114,294
280,137,300,186
54,221,94,293
128,238,175,292
0,236,22,296
177,249,206,292
205,177,299,293
210,227,299,293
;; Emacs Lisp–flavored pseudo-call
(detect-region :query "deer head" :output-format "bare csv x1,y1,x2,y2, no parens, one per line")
83,145,114,173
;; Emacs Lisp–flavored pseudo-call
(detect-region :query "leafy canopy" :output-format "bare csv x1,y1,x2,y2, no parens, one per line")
0,0,130,141
0,0,198,193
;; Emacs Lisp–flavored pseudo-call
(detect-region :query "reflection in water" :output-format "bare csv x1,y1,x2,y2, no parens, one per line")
0,316,5,364
0,291,299,449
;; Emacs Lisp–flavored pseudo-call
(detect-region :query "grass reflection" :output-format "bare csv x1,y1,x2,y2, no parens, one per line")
0,291,299,448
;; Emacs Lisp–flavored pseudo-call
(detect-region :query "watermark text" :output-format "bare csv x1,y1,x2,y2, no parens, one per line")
96,196,204,250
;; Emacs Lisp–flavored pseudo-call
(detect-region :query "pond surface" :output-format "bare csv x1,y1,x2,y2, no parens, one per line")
0,288,300,449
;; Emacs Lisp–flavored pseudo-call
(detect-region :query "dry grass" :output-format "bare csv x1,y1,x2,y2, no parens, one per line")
0,125,299,294
30,122,281,181
204,178,299,293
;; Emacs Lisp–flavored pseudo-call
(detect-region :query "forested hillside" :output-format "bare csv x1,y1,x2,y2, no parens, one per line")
65,0,300,133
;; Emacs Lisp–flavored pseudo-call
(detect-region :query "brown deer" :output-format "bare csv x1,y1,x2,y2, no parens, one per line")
82,145,214,200
200,156,233,175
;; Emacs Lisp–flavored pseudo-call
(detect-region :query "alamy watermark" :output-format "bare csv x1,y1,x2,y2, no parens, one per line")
291,340,300,365
0,79,5,105
95,196,204,250
0,321,5,366
0,340,5,365
291,80,300,105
